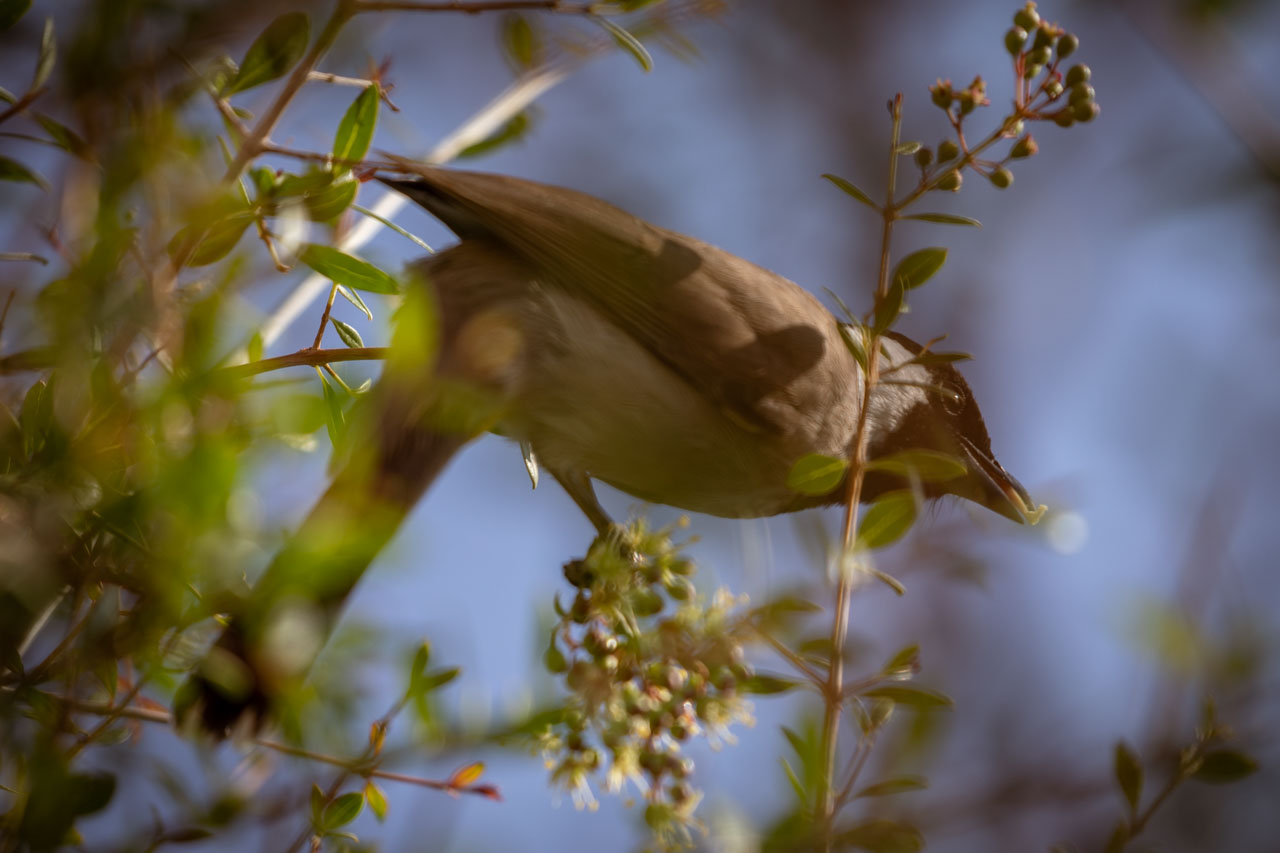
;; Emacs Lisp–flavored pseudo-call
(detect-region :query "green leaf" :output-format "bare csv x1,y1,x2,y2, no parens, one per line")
456,111,532,160
32,17,55,90
320,372,346,449
0,251,48,264
908,350,972,367
1114,742,1143,814
501,13,539,70
276,169,335,198
902,212,981,227
34,113,88,159
407,641,431,698
786,453,848,496
895,141,922,155
596,16,652,72
225,13,310,95
0,0,31,31
299,244,399,294
1103,821,1129,853
867,449,967,482
321,791,363,830
872,280,903,332
331,318,364,348
305,175,357,222
838,322,868,372
741,674,801,695
19,377,53,459
883,644,920,675
1192,750,1259,784
780,758,806,801
862,685,953,709
835,819,924,853
171,213,254,266
364,781,388,822
856,491,917,549
0,154,47,189
337,285,373,320
855,775,928,798
822,173,877,209
422,667,460,691
310,783,325,824
247,332,263,364
891,247,947,290
332,85,379,169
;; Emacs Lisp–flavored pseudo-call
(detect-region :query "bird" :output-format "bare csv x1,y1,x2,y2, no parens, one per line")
174,166,1037,735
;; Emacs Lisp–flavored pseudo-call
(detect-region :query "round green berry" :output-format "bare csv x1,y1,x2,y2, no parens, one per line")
1064,63,1091,87
1014,3,1040,30
1005,26,1028,55
990,167,1013,189
1057,33,1079,59
937,139,960,162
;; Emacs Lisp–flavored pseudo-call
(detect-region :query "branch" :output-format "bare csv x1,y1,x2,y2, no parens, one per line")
221,346,389,380
354,0,595,12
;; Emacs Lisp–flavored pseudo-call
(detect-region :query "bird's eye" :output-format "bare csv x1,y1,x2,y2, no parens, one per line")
938,384,965,415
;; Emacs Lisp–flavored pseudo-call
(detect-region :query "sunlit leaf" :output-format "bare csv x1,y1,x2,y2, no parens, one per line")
300,244,399,294
456,111,532,160
170,213,254,266
822,173,877,209
786,453,847,496
856,490,916,550
331,318,364,348
225,13,310,95
364,781,388,822
501,13,539,70
320,792,363,829
892,247,947,290
305,175,357,222
337,284,373,320
449,762,485,788
332,85,379,169
596,16,652,72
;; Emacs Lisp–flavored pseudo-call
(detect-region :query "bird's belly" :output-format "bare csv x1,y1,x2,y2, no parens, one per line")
507,291,814,518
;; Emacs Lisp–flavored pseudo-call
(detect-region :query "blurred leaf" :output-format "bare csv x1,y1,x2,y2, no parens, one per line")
19,377,52,458
320,791,362,830
422,667,459,691
902,212,981,227
856,491,916,550
1114,742,1143,814
171,213,254,266
364,781,388,822
0,0,31,31
1103,821,1129,853
867,449,967,482
834,818,923,852
895,141,922,155
332,85,378,168
320,372,345,449
742,674,802,695
0,251,47,264
19,750,116,851
0,155,48,189
596,16,652,71
891,247,946,291
855,776,928,798
331,318,364,348
32,17,55,89
449,762,485,788
277,169,335,198
863,685,953,709
822,173,877,209
309,784,325,824
780,758,805,802
501,13,539,70
337,285,373,320
883,644,919,675
247,332,263,364
300,244,399,294
225,13,310,95
34,114,87,159
908,350,972,367
305,175,357,222
457,110,531,160
872,280,903,332
1192,750,1258,784
787,453,847,496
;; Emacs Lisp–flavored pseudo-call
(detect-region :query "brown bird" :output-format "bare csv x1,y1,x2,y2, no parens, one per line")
175,167,1036,735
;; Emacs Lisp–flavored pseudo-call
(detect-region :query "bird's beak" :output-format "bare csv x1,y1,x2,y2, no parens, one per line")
957,435,1042,524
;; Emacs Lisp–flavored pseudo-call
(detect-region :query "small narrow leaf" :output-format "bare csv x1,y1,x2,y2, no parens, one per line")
321,792,363,829
787,453,848,496
449,762,485,788
835,819,924,853
883,644,920,675
895,141,922,155
839,323,868,372
741,674,801,695
891,247,947,291
0,251,47,264
909,351,972,367
337,285,373,320
331,318,364,348
246,332,263,364
822,173,877,209
32,18,55,89
1114,742,1143,813
320,372,345,449
332,85,379,169
856,491,917,550
225,13,310,95
1192,750,1259,784
596,16,652,72
34,114,89,159
520,440,539,489
855,776,928,798
902,212,981,227
862,685,953,709
501,13,539,70
456,111,532,160
423,667,460,691
364,781,388,822
0,155,47,189
309,784,325,823
299,244,399,294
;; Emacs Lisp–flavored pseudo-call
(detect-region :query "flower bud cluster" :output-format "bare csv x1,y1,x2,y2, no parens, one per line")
540,520,753,846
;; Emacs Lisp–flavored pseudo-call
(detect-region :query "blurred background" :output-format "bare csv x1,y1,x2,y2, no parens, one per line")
1,0,1278,850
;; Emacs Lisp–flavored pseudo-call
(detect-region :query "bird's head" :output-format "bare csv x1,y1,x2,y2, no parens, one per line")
863,332,1041,524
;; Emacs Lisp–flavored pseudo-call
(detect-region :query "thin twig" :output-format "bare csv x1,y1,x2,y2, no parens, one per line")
221,346,390,381
355,0,595,13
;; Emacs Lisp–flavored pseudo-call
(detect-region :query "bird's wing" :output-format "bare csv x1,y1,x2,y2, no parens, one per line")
381,168,850,435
